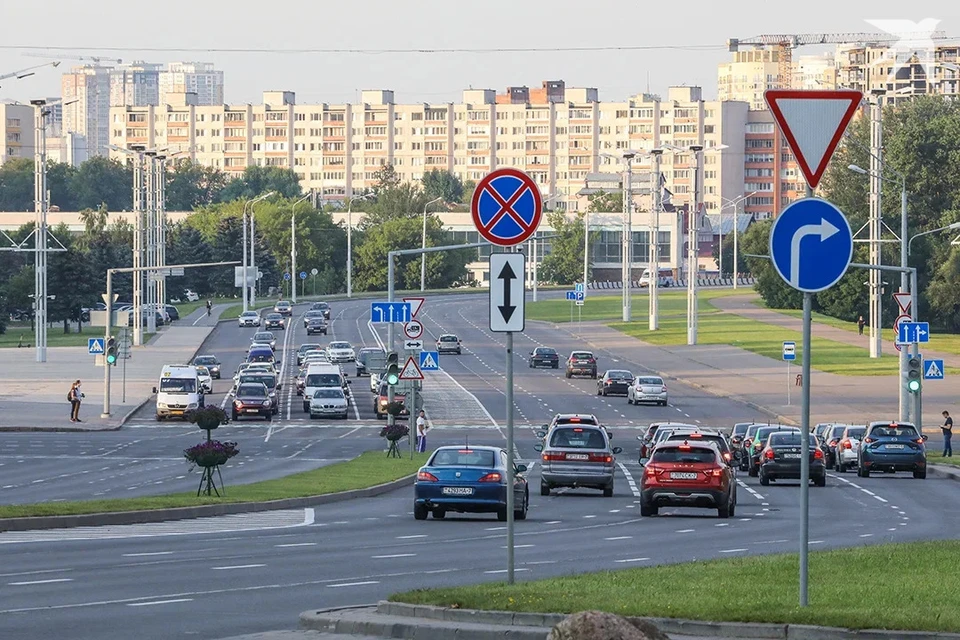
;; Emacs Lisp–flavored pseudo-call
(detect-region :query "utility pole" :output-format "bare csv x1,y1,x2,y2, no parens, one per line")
291,193,310,303
130,145,146,347
31,100,48,362
649,149,663,331
687,145,704,345
621,152,635,322
144,151,157,335
155,155,167,308
869,93,884,359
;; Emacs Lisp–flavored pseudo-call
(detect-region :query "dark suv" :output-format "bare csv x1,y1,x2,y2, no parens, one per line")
565,351,597,379
529,347,560,369
859,421,927,479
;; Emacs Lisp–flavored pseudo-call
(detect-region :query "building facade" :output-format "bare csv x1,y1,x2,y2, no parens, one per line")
159,62,224,106
836,43,960,101
61,65,112,159
0,102,35,166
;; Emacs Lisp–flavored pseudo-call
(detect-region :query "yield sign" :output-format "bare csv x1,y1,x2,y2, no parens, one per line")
894,292,912,315
399,356,424,381
764,90,863,189
403,297,425,318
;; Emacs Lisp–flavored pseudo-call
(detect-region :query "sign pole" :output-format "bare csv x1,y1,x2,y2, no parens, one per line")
787,360,791,406
122,328,128,404
799,292,812,608
506,321,515,584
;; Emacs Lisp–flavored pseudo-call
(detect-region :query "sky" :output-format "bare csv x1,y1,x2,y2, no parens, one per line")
1,1,957,106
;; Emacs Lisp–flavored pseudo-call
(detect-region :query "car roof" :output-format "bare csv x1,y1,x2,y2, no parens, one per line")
439,334,459,339
553,414,600,424
654,440,719,451
868,421,916,428
433,445,501,453
570,350,593,355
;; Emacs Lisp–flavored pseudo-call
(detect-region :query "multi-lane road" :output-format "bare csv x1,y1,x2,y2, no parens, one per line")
1,293,957,639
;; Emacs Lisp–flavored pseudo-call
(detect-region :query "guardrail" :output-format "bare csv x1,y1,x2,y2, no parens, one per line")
585,276,756,290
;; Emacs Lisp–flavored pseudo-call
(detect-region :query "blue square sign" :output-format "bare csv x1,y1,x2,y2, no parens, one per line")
419,351,440,371
88,338,105,354
924,359,944,380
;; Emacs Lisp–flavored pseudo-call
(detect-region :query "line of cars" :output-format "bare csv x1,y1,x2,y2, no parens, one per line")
529,349,670,406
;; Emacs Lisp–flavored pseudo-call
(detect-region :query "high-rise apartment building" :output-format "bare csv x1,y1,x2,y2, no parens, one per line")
159,62,224,106
836,43,960,101
110,62,162,108
61,65,112,158
0,102,35,167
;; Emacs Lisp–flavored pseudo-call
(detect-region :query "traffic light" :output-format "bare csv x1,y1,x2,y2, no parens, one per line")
105,336,118,365
385,352,400,386
906,354,922,393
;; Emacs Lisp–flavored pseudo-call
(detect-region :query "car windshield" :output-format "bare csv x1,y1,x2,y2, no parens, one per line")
658,428,695,442
668,434,727,450
240,312,257,318
607,371,632,380
299,344,321,353
430,449,496,467
549,428,607,449
277,301,290,307
306,373,341,386
756,427,797,441
329,342,350,349
160,377,197,393
652,447,717,464
845,427,866,439
871,425,919,438
309,318,325,324
241,375,276,390
556,416,599,427
536,348,556,354
769,433,818,447
238,385,266,397
196,366,210,376
732,424,750,436
827,426,847,440
638,377,664,385
266,314,282,320
254,333,274,341
440,336,458,342
313,303,329,309
248,352,274,364
571,352,592,359
313,389,344,399
306,311,323,317
195,356,217,365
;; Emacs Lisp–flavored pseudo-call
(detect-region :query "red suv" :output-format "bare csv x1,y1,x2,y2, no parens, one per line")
640,441,737,518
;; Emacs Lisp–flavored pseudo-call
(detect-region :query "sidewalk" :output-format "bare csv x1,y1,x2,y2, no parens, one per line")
0,305,228,431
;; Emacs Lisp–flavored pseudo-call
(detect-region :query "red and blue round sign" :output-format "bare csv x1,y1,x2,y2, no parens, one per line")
470,168,543,247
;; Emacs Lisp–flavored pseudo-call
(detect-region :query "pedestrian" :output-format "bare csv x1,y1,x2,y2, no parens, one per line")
416,410,428,453
857,315,865,335
942,410,953,458
68,380,84,423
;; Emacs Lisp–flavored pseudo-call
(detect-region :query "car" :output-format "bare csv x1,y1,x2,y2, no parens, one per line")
375,381,407,419
758,431,826,487
597,370,633,397
238,371,280,414
640,441,737,518
165,304,181,321
820,424,850,469
436,334,462,355
238,311,261,328
414,445,529,521
637,422,697,462
297,343,323,366
301,364,347,412
663,430,736,466
326,341,356,363
295,369,307,395
356,348,386,377
835,425,867,473
565,351,597,378
303,310,326,328
193,355,222,379
195,365,213,394
739,423,763,471
231,382,273,421
233,362,254,385
528,347,559,368
729,422,752,453
745,425,802,477
274,300,293,316
310,301,331,319
534,424,622,497
248,341,273,354
627,375,668,406
264,313,285,330
813,423,835,439
309,387,349,419
253,331,277,351
303,351,331,366
858,421,927,479
538,414,602,443
183,289,200,302
306,317,328,335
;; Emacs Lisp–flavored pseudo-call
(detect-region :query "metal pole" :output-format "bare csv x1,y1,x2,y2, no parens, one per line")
869,97,883,359
347,201,353,298
582,212,589,296
733,202,740,290
421,205,427,292
622,156,633,322
144,155,156,336
102,269,113,417
898,181,908,422
688,147,703,345
33,103,48,363
250,209,257,307
122,330,127,404
132,152,144,347
506,326,516,584
911,268,921,429
292,195,309,303
242,201,249,312
799,291,812,607
157,157,167,309
532,232,539,302
649,150,662,331
387,253,396,432
787,360,791,406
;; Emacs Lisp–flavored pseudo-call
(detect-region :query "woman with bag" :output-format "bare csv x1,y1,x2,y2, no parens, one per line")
69,380,84,422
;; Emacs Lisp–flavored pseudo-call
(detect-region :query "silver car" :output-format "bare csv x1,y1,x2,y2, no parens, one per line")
253,331,277,351
309,387,349,419
534,425,622,497
238,311,260,327
627,375,668,406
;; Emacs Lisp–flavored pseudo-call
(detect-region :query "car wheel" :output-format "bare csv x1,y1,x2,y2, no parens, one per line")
639,503,658,517
627,396,633,405
231,411,237,421
759,472,770,486
565,371,571,378
432,508,446,519
858,466,870,478
553,363,558,369
496,507,508,522
837,460,846,473
748,464,759,478
814,475,826,487
593,371,598,379
539,482,550,497
718,502,731,518
414,504,428,520
603,484,614,498
515,491,528,520
529,361,534,368
155,414,162,422
729,502,736,518
597,388,602,396
264,413,272,422
914,470,927,479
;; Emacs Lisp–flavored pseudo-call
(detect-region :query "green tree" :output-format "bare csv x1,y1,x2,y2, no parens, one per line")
741,220,803,309
372,163,400,193
0,158,33,211
711,233,749,277
166,159,227,210
70,157,133,211
218,166,302,202
586,190,623,214
362,182,429,227
166,224,215,296
421,169,464,204
46,223,96,332
925,248,960,332
47,162,78,211
539,211,588,285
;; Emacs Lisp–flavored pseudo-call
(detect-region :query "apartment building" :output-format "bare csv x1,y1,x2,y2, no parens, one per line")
110,62,162,108
0,102,35,166
836,43,960,101
61,65,112,158
159,62,224,106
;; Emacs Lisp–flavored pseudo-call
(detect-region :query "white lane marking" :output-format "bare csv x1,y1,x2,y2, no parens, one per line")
485,526,506,531
395,534,428,539
484,569,529,574
859,534,873,538
831,474,891,504
719,548,748,553
275,543,317,548
8,578,73,586
503,545,535,549
371,553,417,559
809,540,824,545
122,551,174,557
211,564,266,571
544,520,562,525
583,515,597,519
604,536,632,541
614,557,650,563
327,581,380,588
338,426,362,439
736,479,765,501
676,529,695,533
617,462,641,497
127,598,194,607
715,523,730,527
303,509,315,526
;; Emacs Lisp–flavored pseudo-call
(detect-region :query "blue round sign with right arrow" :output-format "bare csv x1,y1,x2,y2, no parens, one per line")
769,197,853,293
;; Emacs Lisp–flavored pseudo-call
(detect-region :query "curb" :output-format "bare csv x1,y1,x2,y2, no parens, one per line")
0,474,415,532
928,463,960,482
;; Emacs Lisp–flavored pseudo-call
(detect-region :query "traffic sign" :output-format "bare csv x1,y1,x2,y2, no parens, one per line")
370,302,411,324
404,339,424,351
419,351,440,371
399,356,424,381
575,283,584,293
769,198,853,293
101,293,118,305
403,321,424,340
575,300,584,307
88,338,105,355
403,297,425,318
782,341,796,361
489,253,525,332
566,291,577,301
894,292,912,315
299,271,307,280
924,359,944,380
311,268,319,276
471,168,543,247
898,321,930,344
893,313,913,352
283,272,291,281
764,90,863,189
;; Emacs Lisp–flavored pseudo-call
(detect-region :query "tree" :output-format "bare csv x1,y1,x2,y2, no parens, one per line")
46,224,96,332
539,211,588,285
925,248,960,332
166,159,227,210
740,220,803,310
0,158,33,211
586,190,623,214
217,166,301,202
372,163,400,193
70,156,133,211
166,224,215,296
47,162,78,211
421,169,464,204
362,182,430,227
712,233,749,277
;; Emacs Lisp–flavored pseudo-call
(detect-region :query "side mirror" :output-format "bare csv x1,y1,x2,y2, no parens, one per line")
276,383,282,389
922,434,929,441
529,352,534,356
533,444,543,452
152,386,157,394
612,447,623,454
515,464,528,473
637,435,644,441
541,424,549,429
535,430,546,439
275,360,281,366
346,380,352,384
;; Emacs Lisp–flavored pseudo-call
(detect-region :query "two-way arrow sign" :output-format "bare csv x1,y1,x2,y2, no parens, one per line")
489,253,525,333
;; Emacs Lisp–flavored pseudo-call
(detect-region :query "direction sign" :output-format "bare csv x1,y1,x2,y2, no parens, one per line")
489,253,525,332
764,90,863,189
894,292,912,315
299,271,307,280
399,356,424,381
311,268,318,276
370,302,411,324
769,198,853,293
403,297,425,318
898,321,930,344
88,338,105,355
404,339,424,351
471,168,543,247
893,313,913,352
575,283,585,293
419,351,440,371
782,341,796,361
924,359,944,380
403,321,424,340
566,291,577,301
283,272,291,281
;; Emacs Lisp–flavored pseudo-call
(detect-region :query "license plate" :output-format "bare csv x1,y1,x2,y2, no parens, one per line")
442,487,474,496
246,409,259,413
670,472,698,480
886,444,905,449
171,411,183,415
566,453,589,461
783,453,801,458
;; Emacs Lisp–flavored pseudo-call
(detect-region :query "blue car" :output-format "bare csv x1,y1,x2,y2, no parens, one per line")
858,421,927,479
414,445,529,521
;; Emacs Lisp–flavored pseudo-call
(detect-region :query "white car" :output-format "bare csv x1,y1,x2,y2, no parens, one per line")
238,311,261,328
195,365,213,394
309,387,349,419
627,375,668,406
326,341,356,363
370,371,381,393
184,289,200,302
835,425,867,472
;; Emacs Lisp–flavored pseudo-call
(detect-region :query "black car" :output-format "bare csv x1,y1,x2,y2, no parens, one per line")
165,304,181,321
747,425,801,477
311,301,331,319
264,313,285,330
858,421,927,479
663,430,736,466
529,347,560,369
758,432,826,486
597,370,633,396
565,351,597,379
306,317,328,335
193,355,222,379
231,382,273,421
303,310,326,328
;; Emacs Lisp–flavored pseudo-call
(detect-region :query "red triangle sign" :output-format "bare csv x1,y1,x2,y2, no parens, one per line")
403,297,425,318
764,90,863,190
399,356,424,380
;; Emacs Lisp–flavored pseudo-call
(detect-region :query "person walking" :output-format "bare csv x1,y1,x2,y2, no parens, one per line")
206,300,212,316
416,410,428,453
69,380,84,423
857,315,865,335
942,411,953,458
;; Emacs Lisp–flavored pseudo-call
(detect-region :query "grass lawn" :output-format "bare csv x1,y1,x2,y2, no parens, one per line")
0,326,155,349
392,541,960,633
927,451,960,467
0,450,428,519
527,289,742,324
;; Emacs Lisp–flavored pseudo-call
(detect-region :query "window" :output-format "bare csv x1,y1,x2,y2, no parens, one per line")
746,139,774,149
747,122,775,133
365,126,387,135
430,449,496,467
224,157,245,167
549,428,607,449
265,127,287,137
265,112,286,121
225,112,244,122
651,447,717,464
325,112,344,121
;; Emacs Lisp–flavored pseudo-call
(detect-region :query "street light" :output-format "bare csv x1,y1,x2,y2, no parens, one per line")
908,222,960,256
346,192,374,298
291,193,311,303
243,191,274,311
535,194,562,302
421,197,444,292
720,191,759,288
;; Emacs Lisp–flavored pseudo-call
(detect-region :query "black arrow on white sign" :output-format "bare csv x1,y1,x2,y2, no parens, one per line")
497,260,517,323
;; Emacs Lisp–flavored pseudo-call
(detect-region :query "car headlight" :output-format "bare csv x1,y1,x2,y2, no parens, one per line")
158,402,168,409
187,403,199,409
234,400,243,408
262,400,272,406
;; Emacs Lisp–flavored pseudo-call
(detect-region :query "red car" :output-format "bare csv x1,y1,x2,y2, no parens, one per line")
640,441,737,518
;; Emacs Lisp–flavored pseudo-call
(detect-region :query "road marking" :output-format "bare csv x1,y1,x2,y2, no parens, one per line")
484,568,529,574
122,551,174,557
604,536,632,541
8,578,73,586
395,534,428,539
338,427,362,439
617,462,641,497
502,544,535,549
719,548,748,553
583,515,597,519
614,557,650,563
544,520,562,525
859,534,873,538
485,526,506,531
211,564,266,571
327,580,380,588
715,523,730,527
371,553,417,559
736,479,765,501
809,540,824,545
275,543,317,548
676,529,695,533
127,598,193,607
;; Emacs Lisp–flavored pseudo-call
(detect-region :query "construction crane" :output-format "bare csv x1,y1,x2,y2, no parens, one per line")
0,61,61,88
22,52,122,66
728,31,950,89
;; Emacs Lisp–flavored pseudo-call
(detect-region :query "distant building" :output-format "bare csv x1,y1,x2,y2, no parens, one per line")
0,102,35,166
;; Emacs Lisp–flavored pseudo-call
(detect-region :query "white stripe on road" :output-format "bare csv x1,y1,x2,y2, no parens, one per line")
122,552,174,557
211,564,265,571
614,557,649,563
395,534,428,539
604,536,632,541
275,543,317,548
327,581,380,588
617,462,641,497
719,548,748,553
371,553,417,559
127,598,194,607
484,569,529,574
8,578,73,586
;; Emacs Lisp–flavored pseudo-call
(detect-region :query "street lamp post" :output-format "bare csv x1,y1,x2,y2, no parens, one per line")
421,197,443,292
30,100,49,363
346,192,374,298
621,151,636,323
291,194,311,303
649,149,663,331
687,145,704,346
720,191,758,289
243,192,274,311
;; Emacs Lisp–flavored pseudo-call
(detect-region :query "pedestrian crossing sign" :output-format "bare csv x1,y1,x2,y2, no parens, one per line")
924,359,944,380
419,351,440,371
88,338,105,354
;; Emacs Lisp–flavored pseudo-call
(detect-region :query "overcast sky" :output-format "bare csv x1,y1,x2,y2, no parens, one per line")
1,1,956,105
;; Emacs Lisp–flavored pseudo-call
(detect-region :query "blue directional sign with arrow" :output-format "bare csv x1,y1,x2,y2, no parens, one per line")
489,253,525,332
769,197,853,293
370,302,412,324
299,271,307,280
898,322,930,344
283,272,291,281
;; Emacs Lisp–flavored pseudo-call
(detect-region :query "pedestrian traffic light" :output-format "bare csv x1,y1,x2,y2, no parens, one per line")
385,351,400,386
906,354,922,393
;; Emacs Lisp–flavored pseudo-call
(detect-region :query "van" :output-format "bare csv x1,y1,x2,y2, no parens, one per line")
639,268,674,288
154,364,205,421
302,363,347,412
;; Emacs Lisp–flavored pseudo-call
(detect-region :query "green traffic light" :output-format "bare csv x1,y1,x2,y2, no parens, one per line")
106,353,117,364
908,379,921,392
